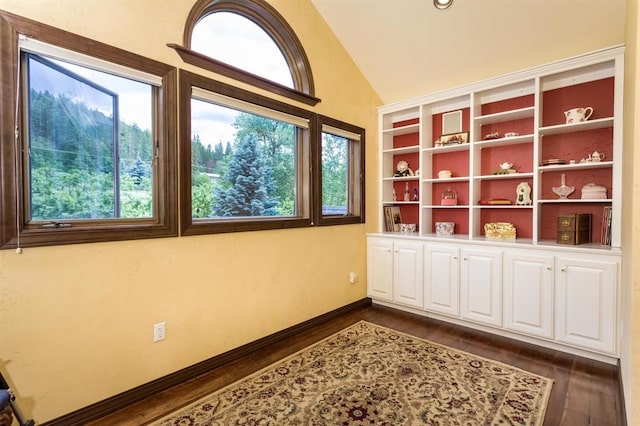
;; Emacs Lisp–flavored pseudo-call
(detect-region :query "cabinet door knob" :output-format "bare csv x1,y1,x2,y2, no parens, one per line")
463,257,468,261
560,268,566,272
453,256,458,260
546,267,552,271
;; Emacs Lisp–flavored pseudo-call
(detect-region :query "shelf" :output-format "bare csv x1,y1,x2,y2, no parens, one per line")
383,201,420,205
538,198,612,204
539,117,613,136
421,233,471,241
474,134,534,148
382,145,420,154
473,172,534,181
472,205,534,209
383,176,420,181
471,236,535,245
422,177,469,183
538,161,613,172
382,123,419,136
423,205,468,209
423,144,470,153
535,239,614,251
475,106,535,125
378,48,622,250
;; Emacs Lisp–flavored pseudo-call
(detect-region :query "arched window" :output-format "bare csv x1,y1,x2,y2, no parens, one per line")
170,0,319,106
192,12,293,88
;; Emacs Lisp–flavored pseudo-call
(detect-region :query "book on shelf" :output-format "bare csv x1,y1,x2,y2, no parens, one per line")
479,199,512,205
601,206,612,246
383,206,393,232
383,206,402,232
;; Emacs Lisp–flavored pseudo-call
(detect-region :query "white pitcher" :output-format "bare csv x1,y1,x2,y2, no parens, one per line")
564,107,593,124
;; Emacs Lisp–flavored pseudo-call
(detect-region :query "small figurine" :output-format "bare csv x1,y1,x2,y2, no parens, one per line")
413,188,418,201
404,182,410,201
492,162,516,175
500,162,513,170
484,132,500,140
394,160,414,177
392,188,397,201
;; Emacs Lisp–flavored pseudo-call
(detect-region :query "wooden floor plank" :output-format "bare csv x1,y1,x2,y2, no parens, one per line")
86,303,623,426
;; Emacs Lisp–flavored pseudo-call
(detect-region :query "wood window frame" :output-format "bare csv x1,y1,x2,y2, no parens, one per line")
168,0,320,106
315,115,366,226
179,69,315,236
0,11,178,249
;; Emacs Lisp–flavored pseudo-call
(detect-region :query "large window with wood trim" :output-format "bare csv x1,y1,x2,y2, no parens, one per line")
176,0,364,234
179,70,365,235
179,70,313,235
0,3,365,249
0,12,177,249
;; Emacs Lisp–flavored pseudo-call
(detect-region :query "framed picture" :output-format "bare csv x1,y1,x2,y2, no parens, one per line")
440,131,469,145
389,206,402,232
442,110,462,134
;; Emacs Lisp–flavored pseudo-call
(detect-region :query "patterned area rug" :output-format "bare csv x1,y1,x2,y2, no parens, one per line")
150,321,553,425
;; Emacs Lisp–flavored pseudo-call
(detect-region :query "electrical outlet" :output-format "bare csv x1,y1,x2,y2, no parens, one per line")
349,272,358,284
153,322,166,342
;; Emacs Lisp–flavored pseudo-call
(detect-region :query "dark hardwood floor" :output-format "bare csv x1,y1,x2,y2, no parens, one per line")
86,303,624,425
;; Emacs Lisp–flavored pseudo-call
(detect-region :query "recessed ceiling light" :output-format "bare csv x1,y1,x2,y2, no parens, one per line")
434,0,453,10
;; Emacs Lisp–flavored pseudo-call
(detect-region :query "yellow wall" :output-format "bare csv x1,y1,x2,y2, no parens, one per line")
625,0,640,423
0,0,381,422
2,0,640,424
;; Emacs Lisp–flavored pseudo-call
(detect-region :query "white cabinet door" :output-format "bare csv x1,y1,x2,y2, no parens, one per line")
367,238,393,301
555,256,618,354
460,248,502,327
393,241,424,309
424,244,459,316
504,252,554,339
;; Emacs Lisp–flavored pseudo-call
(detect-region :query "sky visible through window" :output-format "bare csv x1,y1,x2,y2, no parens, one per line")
33,13,294,150
42,59,152,132
191,12,293,147
192,12,293,88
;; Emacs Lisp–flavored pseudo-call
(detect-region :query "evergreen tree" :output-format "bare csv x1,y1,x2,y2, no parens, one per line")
191,134,219,174
212,136,278,217
231,113,295,215
213,142,224,162
128,157,148,186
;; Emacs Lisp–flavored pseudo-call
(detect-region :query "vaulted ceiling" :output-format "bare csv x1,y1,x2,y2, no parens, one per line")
310,0,627,105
